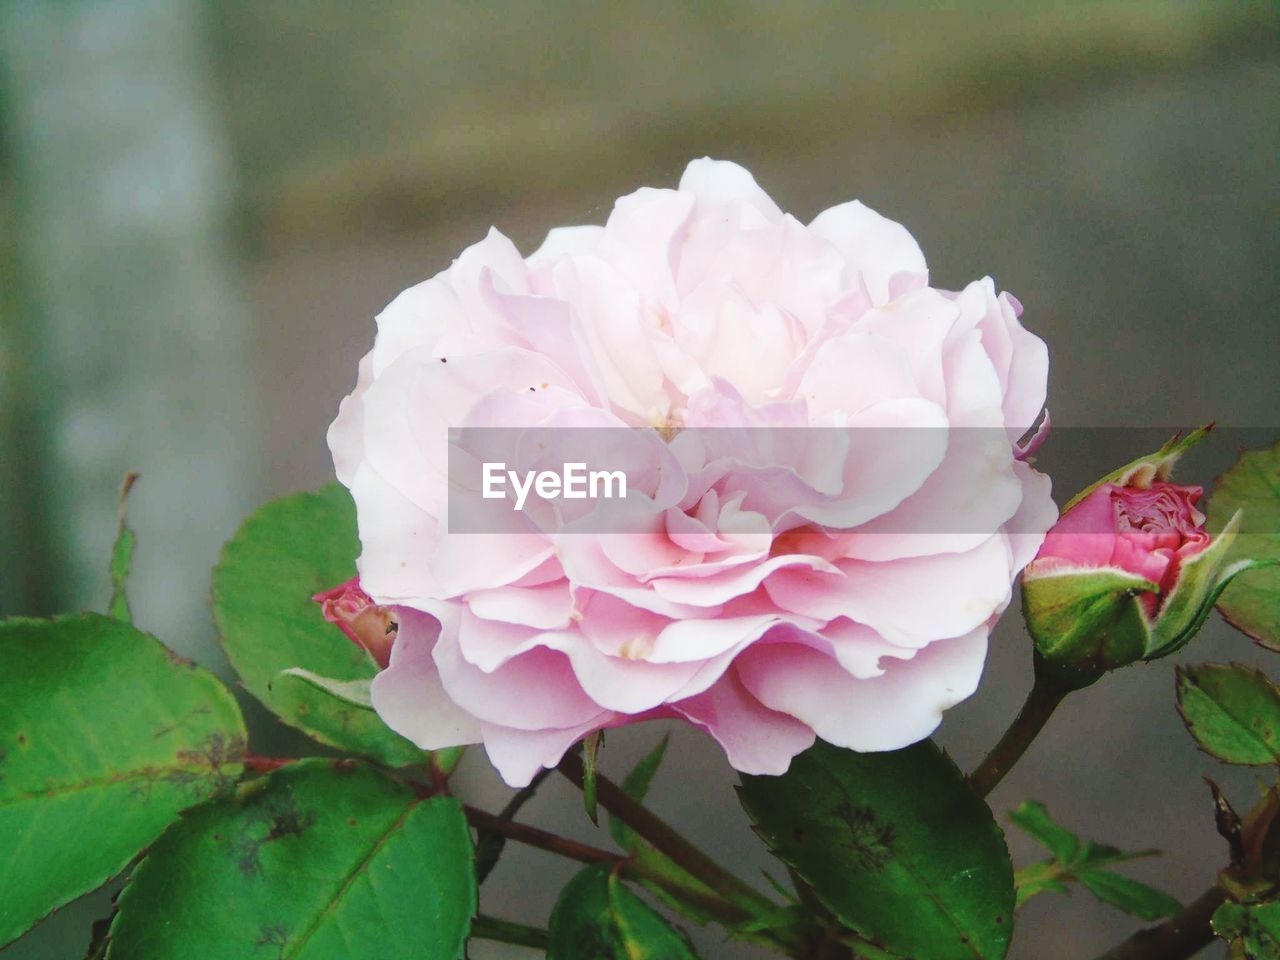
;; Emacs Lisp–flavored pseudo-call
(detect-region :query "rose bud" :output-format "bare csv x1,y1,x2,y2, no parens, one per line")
1023,428,1259,690
312,578,397,668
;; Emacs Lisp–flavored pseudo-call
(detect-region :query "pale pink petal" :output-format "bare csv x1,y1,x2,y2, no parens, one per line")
480,717,613,788
766,535,1014,646
369,608,483,750
328,352,373,487
434,626,606,731
737,627,989,751
677,158,783,221
672,670,815,775
808,199,927,305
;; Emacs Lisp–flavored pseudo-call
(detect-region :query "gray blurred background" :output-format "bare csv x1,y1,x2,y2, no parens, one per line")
1,2,1278,957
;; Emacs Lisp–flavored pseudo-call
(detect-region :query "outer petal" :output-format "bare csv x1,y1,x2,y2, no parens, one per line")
672,669,815,775
369,608,483,750
808,199,927,305
328,352,373,488
678,157,784,221
736,626,988,751
434,624,606,731
480,717,613,788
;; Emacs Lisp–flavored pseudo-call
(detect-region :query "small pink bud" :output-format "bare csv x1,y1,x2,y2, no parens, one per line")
1023,428,1256,689
1032,481,1211,617
312,578,397,668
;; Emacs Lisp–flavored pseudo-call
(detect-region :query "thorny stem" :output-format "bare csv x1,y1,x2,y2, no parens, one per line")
968,672,1069,798
470,914,550,951
556,752,778,918
461,805,749,926
474,768,555,884
1091,886,1225,960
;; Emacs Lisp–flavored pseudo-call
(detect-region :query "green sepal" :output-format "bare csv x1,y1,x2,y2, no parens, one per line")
1061,426,1212,514
1023,567,1157,690
1146,511,1270,659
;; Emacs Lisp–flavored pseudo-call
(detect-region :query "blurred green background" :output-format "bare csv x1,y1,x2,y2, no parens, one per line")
1,2,1278,957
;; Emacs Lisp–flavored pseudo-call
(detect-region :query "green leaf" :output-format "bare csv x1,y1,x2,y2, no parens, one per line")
107,472,139,623
1210,441,1280,649
1075,870,1181,922
547,865,701,960
106,760,474,960
739,739,1014,960
278,668,374,709
213,485,420,765
1008,801,1080,863
1177,664,1280,765
610,733,669,850
1214,900,1280,958
0,614,246,947
1008,801,1176,919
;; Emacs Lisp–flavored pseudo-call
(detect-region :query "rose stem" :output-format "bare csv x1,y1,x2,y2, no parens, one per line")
462,805,750,925
1091,886,1225,960
474,767,555,883
470,915,550,951
968,672,1070,798
556,752,778,917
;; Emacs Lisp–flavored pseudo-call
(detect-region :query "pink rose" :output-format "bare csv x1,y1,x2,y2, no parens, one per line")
1031,482,1211,615
327,158,1055,786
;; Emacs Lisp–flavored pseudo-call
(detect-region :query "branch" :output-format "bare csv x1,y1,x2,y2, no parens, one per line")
471,914,550,951
1092,886,1224,960
462,805,750,926
474,767,554,883
557,751,777,917
968,672,1069,798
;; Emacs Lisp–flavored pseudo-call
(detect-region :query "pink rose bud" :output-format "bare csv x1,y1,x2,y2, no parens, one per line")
313,578,397,668
1023,428,1257,690
1034,481,1211,617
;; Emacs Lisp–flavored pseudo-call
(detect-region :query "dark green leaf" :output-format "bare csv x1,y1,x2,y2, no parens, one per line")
1209,441,1280,649
1177,664,1280,764
107,472,139,623
107,760,474,959
547,865,700,960
739,739,1014,960
1076,870,1181,922
212,485,420,765
0,614,246,947
1213,900,1280,958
